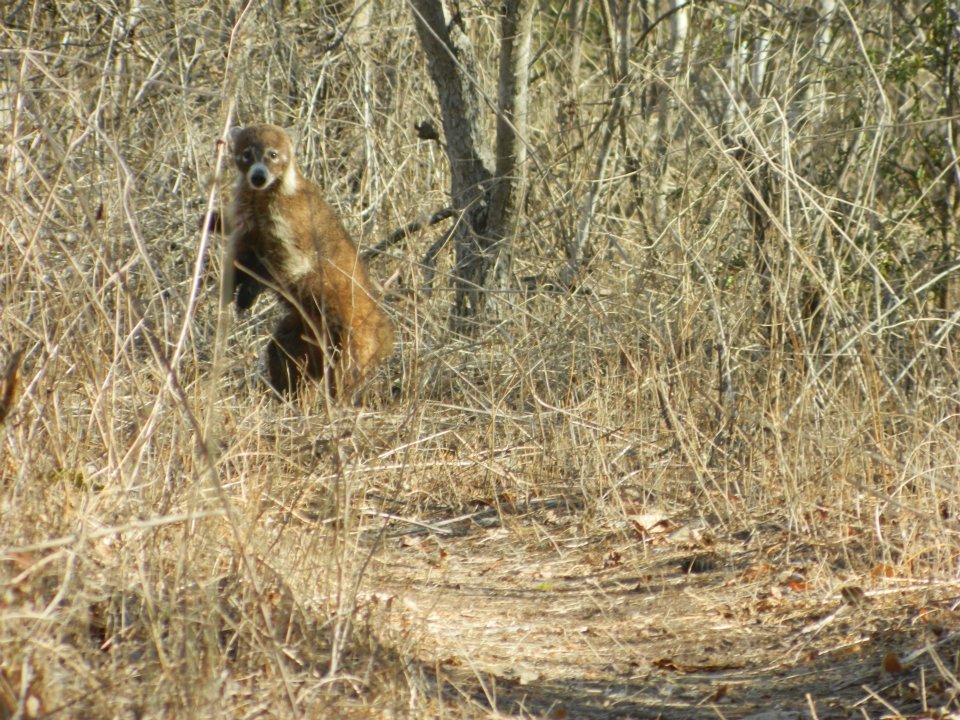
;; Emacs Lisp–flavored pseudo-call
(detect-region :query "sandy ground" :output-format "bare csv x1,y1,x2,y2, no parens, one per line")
366,504,960,719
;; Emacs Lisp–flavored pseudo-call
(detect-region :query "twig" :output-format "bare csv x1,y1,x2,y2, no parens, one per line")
361,207,456,259
1,511,225,556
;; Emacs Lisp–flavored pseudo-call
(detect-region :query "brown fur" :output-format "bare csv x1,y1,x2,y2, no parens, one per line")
0,349,23,426
225,124,394,398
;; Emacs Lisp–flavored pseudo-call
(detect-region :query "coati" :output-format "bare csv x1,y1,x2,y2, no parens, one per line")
223,123,394,398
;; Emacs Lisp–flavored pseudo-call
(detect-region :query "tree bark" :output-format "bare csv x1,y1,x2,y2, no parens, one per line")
410,0,534,326
570,0,631,274
487,0,536,298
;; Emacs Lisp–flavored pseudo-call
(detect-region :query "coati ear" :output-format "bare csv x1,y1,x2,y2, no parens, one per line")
284,127,299,149
228,126,244,150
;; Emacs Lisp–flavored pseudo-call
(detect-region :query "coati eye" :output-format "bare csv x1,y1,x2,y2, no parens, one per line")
239,148,253,162
267,150,279,161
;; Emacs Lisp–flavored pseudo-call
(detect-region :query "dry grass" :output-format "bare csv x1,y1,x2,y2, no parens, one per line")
2,1,960,718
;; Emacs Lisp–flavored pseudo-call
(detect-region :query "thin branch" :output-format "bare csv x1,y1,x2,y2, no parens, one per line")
361,207,456,259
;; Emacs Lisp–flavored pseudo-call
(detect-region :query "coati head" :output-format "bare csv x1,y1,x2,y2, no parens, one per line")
229,124,299,195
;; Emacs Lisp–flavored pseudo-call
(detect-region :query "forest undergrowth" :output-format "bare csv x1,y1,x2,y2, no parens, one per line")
1,2,959,717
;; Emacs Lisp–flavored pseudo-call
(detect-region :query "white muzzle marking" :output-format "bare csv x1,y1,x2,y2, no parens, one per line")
247,162,273,190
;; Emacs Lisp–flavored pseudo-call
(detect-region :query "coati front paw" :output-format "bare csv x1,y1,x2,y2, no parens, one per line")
234,274,264,311
232,249,268,311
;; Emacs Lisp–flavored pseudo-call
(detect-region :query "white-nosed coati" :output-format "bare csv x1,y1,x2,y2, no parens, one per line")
223,124,394,398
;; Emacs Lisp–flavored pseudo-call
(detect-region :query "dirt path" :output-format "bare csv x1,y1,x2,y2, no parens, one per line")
369,505,960,718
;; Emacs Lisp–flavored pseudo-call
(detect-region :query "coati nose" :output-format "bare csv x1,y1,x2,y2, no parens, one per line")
250,168,268,188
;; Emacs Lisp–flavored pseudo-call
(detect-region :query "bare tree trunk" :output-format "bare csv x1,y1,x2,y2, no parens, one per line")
487,0,536,300
721,6,747,130
355,0,379,233
410,0,534,326
568,0,631,277
654,0,687,226
410,0,493,323
567,0,587,91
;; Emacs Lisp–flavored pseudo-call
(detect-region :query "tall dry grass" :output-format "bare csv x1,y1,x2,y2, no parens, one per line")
1,1,958,716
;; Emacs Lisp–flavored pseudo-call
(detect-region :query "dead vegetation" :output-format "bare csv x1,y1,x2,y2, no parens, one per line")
1,1,959,718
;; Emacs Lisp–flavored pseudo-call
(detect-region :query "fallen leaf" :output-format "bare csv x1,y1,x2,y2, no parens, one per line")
871,563,896,578
741,563,774,581
603,551,622,568
710,684,729,702
882,652,903,674
668,522,710,546
630,513,674,542
629,512,672,533
654,658,682,671
839,585,866,605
